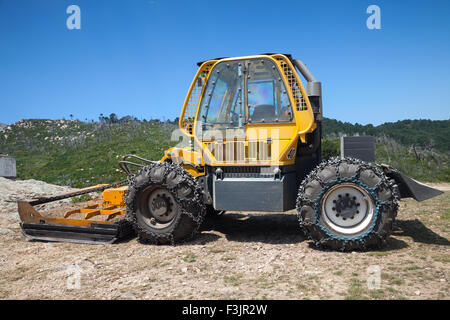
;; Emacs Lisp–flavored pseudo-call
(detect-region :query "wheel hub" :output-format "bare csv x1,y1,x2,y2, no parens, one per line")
321,183,375,235
144,188,177,224
151,194,171,217
333,194,360,219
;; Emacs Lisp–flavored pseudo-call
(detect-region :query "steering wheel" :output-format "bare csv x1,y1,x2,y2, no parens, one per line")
280,106,291,120
230,111,239,124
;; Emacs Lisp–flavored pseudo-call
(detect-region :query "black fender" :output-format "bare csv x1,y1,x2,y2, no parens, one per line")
381,165,443,202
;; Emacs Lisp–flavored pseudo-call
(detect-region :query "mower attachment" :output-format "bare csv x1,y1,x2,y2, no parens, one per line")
17,182,133,244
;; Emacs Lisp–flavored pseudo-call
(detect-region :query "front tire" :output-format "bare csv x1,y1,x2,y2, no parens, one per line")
296,157,399,251
125,162,206,244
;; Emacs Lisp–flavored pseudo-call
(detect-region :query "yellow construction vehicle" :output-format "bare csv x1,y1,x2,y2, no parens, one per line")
17,53,443,250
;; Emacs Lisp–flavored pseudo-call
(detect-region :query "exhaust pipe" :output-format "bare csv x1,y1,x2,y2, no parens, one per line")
293,59,323,121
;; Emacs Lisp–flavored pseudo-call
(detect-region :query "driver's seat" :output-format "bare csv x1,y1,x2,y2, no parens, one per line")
251,105,275,122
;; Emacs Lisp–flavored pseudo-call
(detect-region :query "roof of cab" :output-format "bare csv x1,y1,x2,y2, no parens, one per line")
196,53,293,66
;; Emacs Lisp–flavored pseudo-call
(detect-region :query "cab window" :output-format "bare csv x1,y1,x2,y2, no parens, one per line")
247,59,293,123
197,61,245,130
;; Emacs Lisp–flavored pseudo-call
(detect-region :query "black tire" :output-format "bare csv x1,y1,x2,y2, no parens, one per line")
125,162,206,244
296,157,399,251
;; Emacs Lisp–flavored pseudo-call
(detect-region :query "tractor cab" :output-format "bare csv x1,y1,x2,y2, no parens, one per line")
173,54,318,168
195,58,294,134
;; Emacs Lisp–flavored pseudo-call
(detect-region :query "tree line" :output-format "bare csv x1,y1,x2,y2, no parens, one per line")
322,118,449,152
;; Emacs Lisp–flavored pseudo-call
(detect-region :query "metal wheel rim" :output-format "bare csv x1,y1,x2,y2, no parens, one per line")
320,183,375,235
139,187,178,229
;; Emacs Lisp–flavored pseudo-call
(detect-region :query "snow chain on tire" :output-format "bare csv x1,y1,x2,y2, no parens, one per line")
296,157,400,251
125,162,206,244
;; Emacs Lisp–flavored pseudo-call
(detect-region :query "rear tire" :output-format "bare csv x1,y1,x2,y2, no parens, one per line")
296,157,399,251
125,162,206,244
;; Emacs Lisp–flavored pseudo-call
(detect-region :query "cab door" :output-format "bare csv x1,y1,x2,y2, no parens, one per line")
244,58,297,164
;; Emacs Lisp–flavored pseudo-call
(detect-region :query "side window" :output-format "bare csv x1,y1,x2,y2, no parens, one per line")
247,59,293,123
197,62,245,129
205,78,228,123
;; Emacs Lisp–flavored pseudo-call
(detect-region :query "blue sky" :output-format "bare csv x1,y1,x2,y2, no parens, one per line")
0,0,449,125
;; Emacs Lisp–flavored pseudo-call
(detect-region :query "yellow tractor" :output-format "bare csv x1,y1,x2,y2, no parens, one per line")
17,53,442,250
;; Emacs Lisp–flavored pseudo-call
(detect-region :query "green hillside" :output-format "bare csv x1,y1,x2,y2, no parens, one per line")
0,117,448,187
322,118,450,152
0,119,176,187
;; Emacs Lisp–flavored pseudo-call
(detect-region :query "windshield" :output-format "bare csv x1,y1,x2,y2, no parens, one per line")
195,58,293,138
197,61,245,130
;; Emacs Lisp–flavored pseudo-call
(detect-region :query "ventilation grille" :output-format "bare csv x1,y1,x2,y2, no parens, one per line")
219,166,275,178
274,56,307,111
181,63,214,135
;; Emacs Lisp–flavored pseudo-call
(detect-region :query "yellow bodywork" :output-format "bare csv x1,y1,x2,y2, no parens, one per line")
165,54,317,176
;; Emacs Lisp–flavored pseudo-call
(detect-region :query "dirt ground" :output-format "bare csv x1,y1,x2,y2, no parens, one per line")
0,184,448,300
